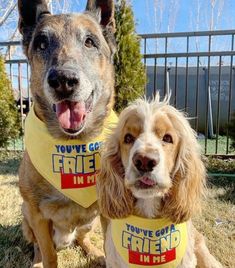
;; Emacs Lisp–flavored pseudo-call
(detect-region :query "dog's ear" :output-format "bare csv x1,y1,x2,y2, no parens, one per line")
97,133,134,219
18,0,51,48
86,0,115,32
86,0,116,57
161,111,206,223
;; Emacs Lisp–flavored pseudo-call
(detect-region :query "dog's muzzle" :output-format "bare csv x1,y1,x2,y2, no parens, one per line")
47,68,79,99
132,152,160,189
47,68,94,135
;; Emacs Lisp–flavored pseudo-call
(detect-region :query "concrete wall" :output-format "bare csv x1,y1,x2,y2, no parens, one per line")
146,65,235,133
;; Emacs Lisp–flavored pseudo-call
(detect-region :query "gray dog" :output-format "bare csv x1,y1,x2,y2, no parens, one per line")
18,0,116,267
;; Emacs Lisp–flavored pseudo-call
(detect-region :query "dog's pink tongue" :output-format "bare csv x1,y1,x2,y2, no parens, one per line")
56,101,87,130
140,177,156,186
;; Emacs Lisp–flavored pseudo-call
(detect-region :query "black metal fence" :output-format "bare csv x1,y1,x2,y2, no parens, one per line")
1,30,235,155
140,30,235,155
0,40,29,150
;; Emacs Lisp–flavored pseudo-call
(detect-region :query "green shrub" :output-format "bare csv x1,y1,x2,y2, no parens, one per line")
0,55,21,148
114,0,146,113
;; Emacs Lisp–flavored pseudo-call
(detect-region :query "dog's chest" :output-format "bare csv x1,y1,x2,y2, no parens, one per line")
38,187,99,223
106,216,188,268
25,107,118,208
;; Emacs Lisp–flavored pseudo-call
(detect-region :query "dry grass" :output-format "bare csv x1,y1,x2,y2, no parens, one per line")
193,176,235,268
0,152,234,268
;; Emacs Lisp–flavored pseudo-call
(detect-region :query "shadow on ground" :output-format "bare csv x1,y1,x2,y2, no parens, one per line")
0,151,22,175
208,176,235,204
0,223,33,268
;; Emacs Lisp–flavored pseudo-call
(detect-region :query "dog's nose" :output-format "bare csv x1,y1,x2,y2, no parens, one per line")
133,153,159,172
47,69,79,95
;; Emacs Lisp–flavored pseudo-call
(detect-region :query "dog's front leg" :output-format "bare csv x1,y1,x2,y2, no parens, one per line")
76,217,105,264
24,203,57,268
194,227,223,268
32,243,42,268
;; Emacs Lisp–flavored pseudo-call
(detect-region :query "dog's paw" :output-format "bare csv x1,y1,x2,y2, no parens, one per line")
31,262,43,268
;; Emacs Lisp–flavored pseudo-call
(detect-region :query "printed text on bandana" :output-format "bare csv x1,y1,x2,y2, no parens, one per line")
122,223,180,265
52,142,102,189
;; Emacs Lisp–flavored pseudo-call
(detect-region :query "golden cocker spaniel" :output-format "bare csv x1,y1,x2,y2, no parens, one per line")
97,95,223,268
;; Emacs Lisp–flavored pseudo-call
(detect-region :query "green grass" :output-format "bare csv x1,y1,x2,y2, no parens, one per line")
6,135,235,156
6,138,24,151
0,151,234,267
198,135,235,155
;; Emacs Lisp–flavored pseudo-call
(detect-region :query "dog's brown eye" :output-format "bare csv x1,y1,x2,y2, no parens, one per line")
85,38,95,48
124,133,135,144
163,134,173,143
40,42,47,50
34,35,49,51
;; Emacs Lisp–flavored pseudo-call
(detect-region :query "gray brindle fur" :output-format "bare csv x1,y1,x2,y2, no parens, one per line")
18,0,116,267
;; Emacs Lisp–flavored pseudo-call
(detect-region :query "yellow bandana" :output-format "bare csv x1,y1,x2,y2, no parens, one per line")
111,216,187,268
25,107,118,208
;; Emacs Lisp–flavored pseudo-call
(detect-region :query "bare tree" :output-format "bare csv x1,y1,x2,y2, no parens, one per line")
0,1,16,27
0,0,81,58
167,0,179,33
153,0,164,34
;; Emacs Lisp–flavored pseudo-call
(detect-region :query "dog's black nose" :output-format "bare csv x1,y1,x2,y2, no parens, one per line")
47,69,79,96
133,153,159,172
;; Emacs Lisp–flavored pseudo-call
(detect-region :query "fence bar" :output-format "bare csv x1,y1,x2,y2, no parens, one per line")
140,29,235,39
226,34,234,154
143,51,235,59
205,35,212,154
153,58,157,96
215,56,222,154
174,57,178,107
18,63,23,150
144,38,147,94
185,36,189,111
195,56,200,132
27,63,31,110
5,59,28,64
164,37,168,95
0,41,21,46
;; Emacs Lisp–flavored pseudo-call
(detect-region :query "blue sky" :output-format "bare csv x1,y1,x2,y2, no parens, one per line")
69,0,235,34
1,0,235,42
1,0,235,91
1,0,235,62
132,0,235,33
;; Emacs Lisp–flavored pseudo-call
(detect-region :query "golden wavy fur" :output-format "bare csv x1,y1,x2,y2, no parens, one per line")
97,95,223,268
98,94,205,221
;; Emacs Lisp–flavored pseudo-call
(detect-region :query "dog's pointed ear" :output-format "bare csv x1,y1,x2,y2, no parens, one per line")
86,0,115,32
18,0,51,34
18,0,51,48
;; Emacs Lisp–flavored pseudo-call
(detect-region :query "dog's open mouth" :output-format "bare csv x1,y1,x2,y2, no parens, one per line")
53,93,93,134
135,177,157,189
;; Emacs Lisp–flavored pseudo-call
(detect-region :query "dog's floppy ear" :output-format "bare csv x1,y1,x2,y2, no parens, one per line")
161,110,206,223
86,0,115,32
18,0,50,48
97,132,134,219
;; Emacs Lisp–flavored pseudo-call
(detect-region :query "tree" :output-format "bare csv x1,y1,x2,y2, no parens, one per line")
0,55,21,148
114,0,146,113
